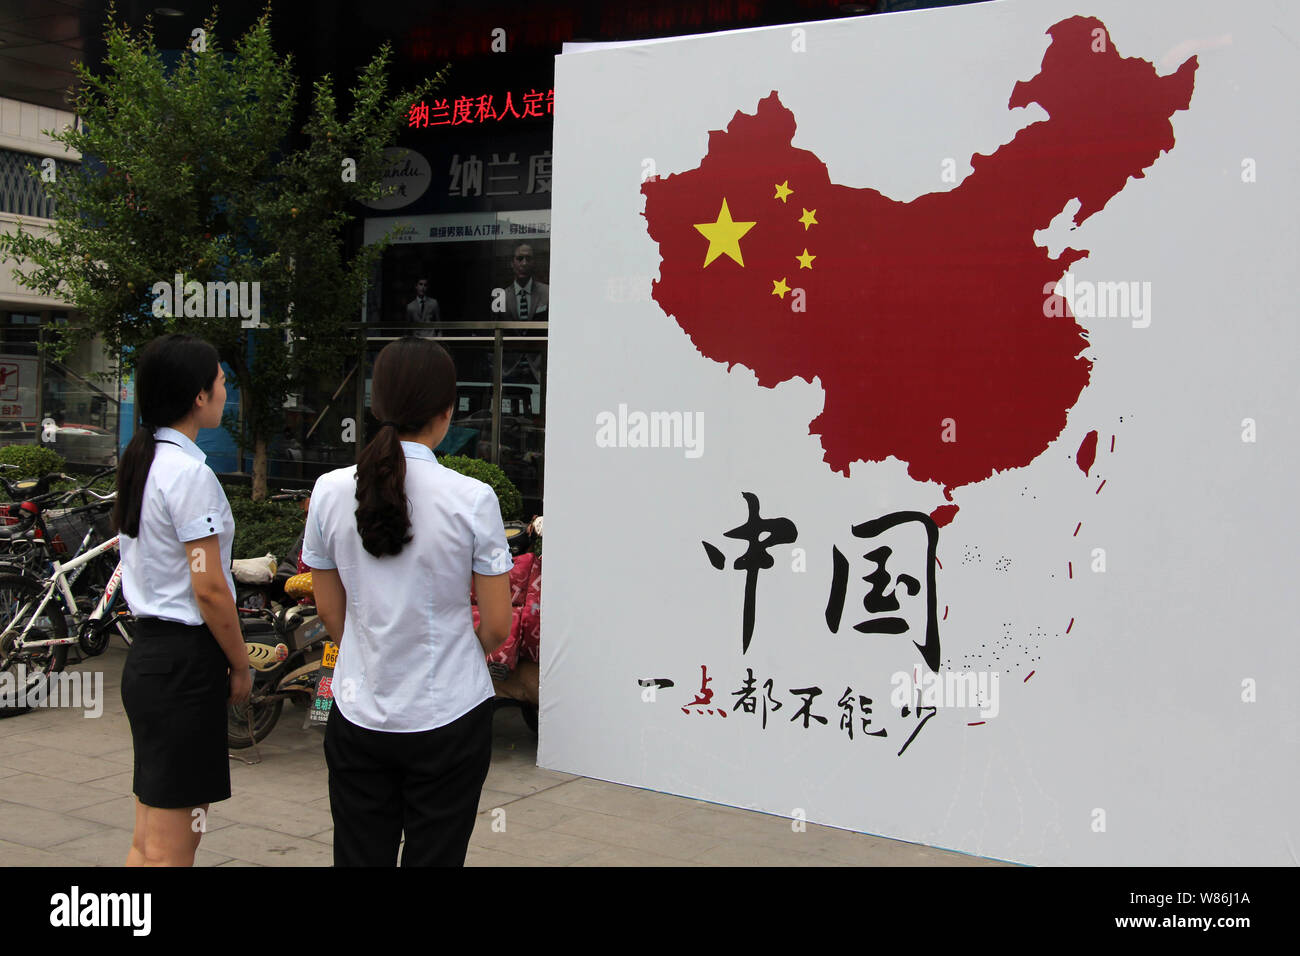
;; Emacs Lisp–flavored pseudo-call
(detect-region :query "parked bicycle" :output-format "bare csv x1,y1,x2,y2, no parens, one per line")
0,488,133,714
0,467,130,646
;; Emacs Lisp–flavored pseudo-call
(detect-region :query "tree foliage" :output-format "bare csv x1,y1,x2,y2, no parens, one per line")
0,3,444,497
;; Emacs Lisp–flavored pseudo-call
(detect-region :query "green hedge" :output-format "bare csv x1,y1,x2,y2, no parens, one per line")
0,445,65,479
223,483,307,561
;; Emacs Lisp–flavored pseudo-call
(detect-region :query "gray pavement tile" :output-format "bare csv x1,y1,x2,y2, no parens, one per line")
571,845,709,867
0,799,111,849
0,747,134,784
64,794,236,834
481,762,573,797
0,772,124,813
97,747,137,767
0,735,47,758
528,778,702,826
84,770,135,795
468,816,605,865
476,788,518,813
0,715,41,737
473,793,586,831
46,827,233,868
195,823,334,867
464,844,551,867
0,837,81,866
226,771,330,804
206,790,335,839
63,794,139,831
687,839,833,866
549,808,728,862
0,727,134,758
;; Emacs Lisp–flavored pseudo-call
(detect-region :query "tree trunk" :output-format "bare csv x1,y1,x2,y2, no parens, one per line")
251,434,269,501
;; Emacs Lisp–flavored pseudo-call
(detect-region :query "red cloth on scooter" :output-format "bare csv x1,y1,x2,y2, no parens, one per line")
508,553,536,605
518,555,541,663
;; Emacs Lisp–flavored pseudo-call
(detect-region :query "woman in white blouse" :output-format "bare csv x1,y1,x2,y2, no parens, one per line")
303,336,513,866
115,333,250,866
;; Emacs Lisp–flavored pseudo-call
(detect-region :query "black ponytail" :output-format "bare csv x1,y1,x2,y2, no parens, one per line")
355,337,457,557
113,334,221,538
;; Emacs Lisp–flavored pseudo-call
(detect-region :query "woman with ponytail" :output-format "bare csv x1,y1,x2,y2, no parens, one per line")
115,333,250,866
302,336,513,867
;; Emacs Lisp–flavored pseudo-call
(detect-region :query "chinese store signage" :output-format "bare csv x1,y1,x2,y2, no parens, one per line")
407,88,555,128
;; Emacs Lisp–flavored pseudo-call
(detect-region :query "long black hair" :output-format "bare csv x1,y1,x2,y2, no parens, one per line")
112,333,221,538
355,337,457,557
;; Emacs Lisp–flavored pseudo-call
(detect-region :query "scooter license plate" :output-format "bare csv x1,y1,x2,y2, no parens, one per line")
322,641,338,668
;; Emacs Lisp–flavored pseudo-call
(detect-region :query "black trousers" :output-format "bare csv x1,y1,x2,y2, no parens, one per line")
324,697,494,867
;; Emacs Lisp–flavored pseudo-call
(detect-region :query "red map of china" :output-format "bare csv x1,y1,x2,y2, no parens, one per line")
642,17,1196,524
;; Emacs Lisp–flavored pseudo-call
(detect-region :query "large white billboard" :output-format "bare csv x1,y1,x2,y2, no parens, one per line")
541,0,1298,865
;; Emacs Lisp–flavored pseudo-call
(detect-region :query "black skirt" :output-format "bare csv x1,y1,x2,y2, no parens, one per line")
120,618,232,808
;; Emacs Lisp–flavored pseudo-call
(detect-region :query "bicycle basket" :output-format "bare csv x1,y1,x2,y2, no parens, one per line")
44,504,115,555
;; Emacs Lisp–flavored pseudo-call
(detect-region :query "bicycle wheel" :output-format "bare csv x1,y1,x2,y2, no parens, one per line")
0,573,69,717
228,687,283,749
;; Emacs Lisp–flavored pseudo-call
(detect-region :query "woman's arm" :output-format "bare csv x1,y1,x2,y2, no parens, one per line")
188,536,250,701
473,571,511,655
311,568,346,642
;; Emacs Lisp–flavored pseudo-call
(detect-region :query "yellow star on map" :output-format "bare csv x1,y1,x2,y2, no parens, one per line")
773,181,793,203
796,249,816,269
798,208,818,231
694,198,756,267
771,277,791,299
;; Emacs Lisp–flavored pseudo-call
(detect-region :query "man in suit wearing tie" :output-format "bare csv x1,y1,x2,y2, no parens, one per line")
504,243,548,330
405,277,440,337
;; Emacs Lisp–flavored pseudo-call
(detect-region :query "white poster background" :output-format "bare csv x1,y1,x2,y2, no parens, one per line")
542,0,1298,865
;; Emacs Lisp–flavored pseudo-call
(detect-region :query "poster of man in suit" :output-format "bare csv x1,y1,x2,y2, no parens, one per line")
405,276,441,331
503,241,549,322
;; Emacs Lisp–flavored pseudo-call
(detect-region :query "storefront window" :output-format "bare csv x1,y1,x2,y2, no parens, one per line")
0,312,120,468
346,209,549,515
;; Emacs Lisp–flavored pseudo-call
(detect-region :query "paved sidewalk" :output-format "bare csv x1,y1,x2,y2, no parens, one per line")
0,645,1006,867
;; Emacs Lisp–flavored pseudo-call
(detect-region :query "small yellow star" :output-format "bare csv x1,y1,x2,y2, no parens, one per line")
798,208,818,230
694,198,757,268
795,249,816,269
773,181,793,203
771,277,791,299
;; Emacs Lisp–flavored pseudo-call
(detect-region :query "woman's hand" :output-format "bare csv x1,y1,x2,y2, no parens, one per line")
228,666,252,707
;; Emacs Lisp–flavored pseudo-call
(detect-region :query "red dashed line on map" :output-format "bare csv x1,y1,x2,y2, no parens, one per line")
1110,434,1115,453
1066,617,1074,634
1095,479,1107,494
1024,670,1035,682
936,557,942,571
943,605,948,621
968,721,986,726
1068,561,1073,579
1073,521,1081,537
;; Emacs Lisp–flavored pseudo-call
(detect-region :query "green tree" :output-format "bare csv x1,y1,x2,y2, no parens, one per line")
0,4,443,498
